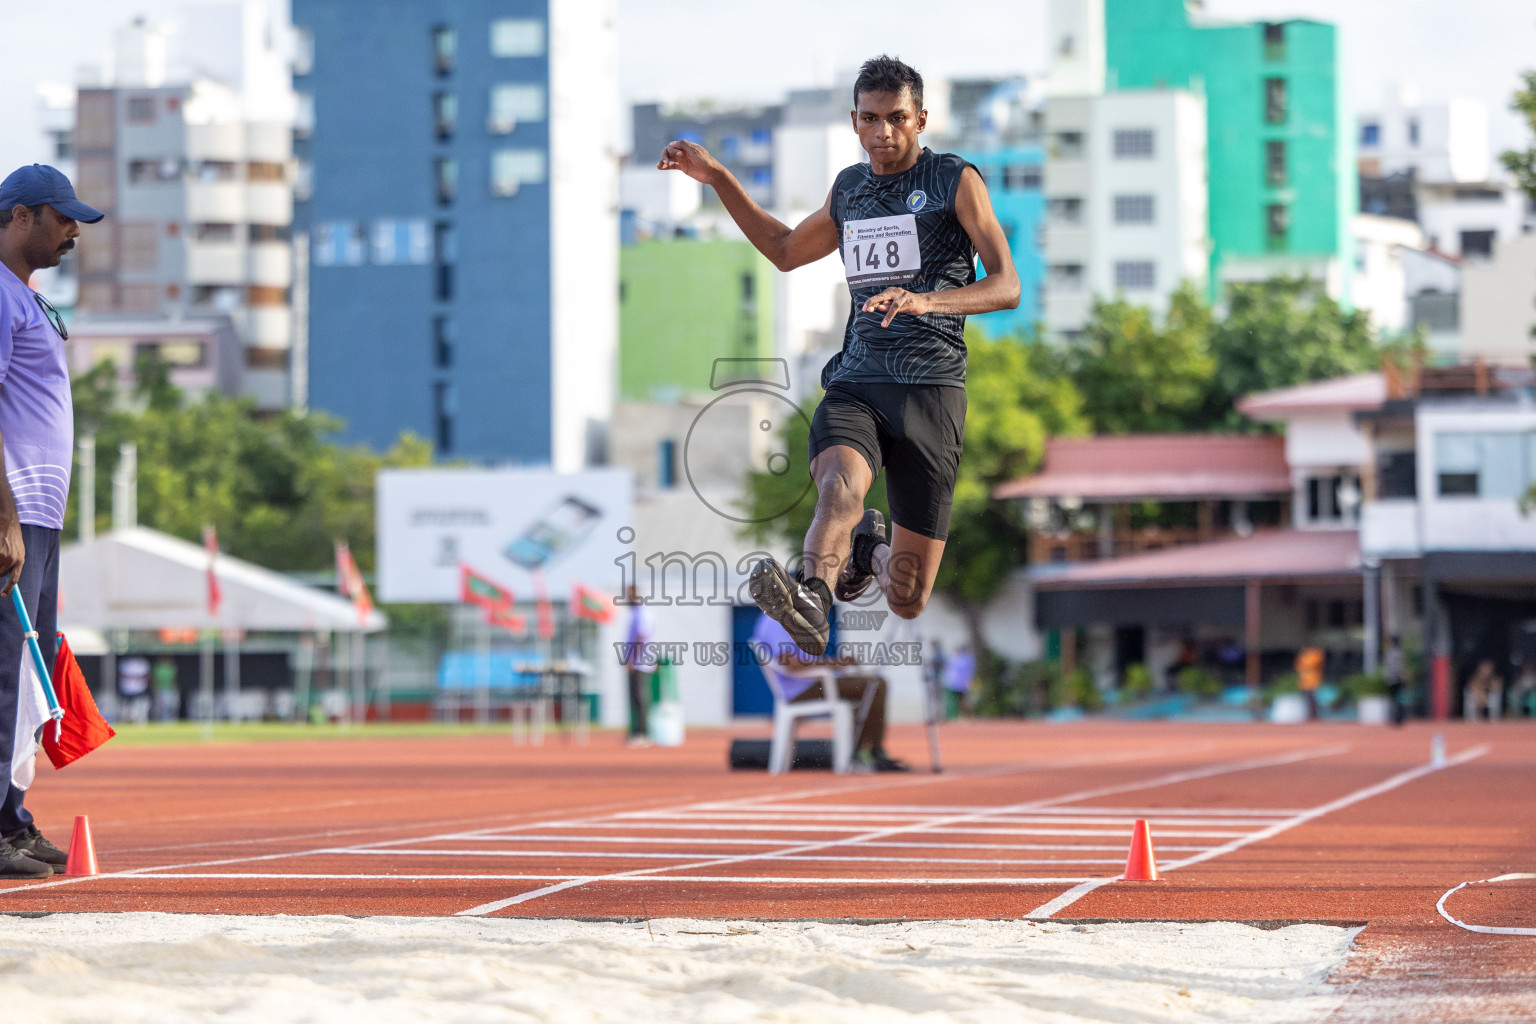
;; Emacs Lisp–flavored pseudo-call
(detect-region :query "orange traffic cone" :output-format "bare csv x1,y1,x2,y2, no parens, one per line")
1121,818,1158,880
64,815,98,876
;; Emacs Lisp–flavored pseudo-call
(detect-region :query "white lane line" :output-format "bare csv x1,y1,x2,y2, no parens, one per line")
1026,743,1492,920
1436,874,1536,936
455,744,1350,916
525,822,1257,838
112,873,1097,886
616,812,1282,828
400,835,1217,853
701,804,1304,817
323,849,1129,867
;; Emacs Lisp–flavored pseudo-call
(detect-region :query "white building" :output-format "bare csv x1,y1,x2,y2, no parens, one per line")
1042,88,1210,339
1350,213,1425,336
1357,85,1490,185
71,4,296,409
1461,232,1536,365
1416,178,1530,261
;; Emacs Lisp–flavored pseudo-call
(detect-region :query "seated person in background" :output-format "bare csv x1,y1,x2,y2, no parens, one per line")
1464,660,1503,721
752,611,908,772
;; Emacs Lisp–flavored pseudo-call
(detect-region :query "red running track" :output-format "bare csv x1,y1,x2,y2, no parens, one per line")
1,720,1532,1021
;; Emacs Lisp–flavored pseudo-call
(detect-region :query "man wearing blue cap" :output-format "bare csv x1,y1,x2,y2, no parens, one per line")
0,164,103,878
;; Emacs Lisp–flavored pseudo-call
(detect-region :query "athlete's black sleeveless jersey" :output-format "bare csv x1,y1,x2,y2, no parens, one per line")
824,148,978,388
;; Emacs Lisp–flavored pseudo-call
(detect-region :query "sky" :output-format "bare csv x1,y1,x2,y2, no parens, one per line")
1,0,1532,174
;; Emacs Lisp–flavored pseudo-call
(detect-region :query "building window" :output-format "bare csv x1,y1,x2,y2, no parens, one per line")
1359,121,1380,147
1435,432,1531,499
751,128,772,147
1048,196,1083,224
434,316,455,369
1114,260,1155,290
1266,140,1287,186
490,149,546,196
1049,263,1084,290
658,439,677,489
1264,78,1287,124
488,83,546,133
1377,451,1417,499
1113,129,1154,159
248,161,285,182
1266,203,1289,249
247,223,292,244
1407,117,1420,147
1262,22,1285,60
371,219,431,265
127,96,157,124
129,159,181,183
196,161,238,183
1113,194,1154,224
194,222,236,243
749,166,772,188
313,221,366,266
1306,474,1360,523
433,91,457,139
432,25,456,76
720,135,740,160
1003,164,1042,190
433,382,454,455
435,157,458,204
490,18,544,57
1460,229,1495,259
294,92,315,138
434,221,456,300
293,27,314,76
1054,131,1085,160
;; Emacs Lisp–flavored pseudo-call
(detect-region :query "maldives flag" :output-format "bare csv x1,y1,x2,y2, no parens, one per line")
460,565,513,610
572,583,613,624
335,542,375,627
203,525,221,616
533,568,554,640
485,604,527,637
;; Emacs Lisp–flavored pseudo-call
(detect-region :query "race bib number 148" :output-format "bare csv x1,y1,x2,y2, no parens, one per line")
842,213,921,288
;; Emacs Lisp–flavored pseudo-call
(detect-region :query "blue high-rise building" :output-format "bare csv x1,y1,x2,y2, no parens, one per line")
292,0,616,468
955,144,1047,339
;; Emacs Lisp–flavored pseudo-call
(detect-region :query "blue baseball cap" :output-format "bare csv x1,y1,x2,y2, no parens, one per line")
0,164,104,224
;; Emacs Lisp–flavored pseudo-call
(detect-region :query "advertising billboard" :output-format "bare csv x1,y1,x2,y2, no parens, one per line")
377,467,633,604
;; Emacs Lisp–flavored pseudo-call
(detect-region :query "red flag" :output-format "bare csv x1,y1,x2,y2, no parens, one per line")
335,542,375,627
42,634,116,769
485,604,528,636
460,565,513,610
203,525,221,616
533,568,554,640
572,583,613,624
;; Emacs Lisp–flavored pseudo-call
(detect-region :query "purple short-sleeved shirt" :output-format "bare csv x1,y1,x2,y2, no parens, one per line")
0,267,73,530
752,613,819,701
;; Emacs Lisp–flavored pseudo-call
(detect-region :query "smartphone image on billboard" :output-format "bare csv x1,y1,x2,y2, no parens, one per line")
503,495,603,570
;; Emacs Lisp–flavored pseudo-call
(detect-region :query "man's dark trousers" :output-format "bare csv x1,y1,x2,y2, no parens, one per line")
0,525,60,835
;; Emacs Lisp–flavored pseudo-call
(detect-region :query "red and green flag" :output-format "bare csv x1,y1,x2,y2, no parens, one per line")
460,565,513,610
572,583,613,624
485,605,527,637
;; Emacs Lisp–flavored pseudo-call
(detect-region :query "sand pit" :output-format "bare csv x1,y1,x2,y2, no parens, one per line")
0,913,1358,1023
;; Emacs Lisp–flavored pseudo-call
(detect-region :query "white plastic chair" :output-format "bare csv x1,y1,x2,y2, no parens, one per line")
764,664,854,775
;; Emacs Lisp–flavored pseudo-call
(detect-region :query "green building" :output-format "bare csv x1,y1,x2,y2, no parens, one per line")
1104,0,1353,297
619,238,776,401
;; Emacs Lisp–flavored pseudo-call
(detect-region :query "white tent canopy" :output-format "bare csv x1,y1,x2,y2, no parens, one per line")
60,527,386,634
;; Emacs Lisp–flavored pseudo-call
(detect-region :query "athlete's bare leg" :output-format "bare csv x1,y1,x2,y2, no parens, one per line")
872,526,945,620
804,444,874,588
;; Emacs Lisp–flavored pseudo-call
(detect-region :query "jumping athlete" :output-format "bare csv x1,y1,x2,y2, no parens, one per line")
658,56,1018,654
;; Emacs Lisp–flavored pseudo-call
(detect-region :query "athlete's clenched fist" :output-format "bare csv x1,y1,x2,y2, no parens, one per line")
656,139,723,185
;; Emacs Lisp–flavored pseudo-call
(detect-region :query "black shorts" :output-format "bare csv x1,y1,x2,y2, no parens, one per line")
807,381,966,540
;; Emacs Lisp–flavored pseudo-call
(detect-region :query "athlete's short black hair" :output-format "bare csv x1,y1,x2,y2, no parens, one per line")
854,55,924,112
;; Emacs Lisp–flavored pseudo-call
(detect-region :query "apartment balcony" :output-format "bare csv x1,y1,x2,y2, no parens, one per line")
245,122,292,163
1360,500,1420,559
243,307,292,348
1422,499,1536,553
187,181,245,222
247,183,292,226
186,122,244,162
247,242,292,287
186,242,245,284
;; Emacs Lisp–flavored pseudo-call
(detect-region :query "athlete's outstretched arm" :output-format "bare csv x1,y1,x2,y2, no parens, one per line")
657,139,837,271
861,166,1020,327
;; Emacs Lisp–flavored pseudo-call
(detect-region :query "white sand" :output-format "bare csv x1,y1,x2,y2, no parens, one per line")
0,913,1358,1024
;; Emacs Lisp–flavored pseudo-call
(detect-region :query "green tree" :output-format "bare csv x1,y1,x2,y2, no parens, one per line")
1198,277,1379,431
66,361,432,573
1500,70,1536,204
1069,283,1215,433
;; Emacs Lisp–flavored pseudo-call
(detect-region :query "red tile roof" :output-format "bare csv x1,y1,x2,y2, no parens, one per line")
1032,529,1361,589
1237,373,1386,419
993,435,1291,502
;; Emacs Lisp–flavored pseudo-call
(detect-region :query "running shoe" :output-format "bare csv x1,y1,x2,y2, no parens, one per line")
835,509,887,602
870,750,911,773
0,839,51,879
4,825,65,867
749,556,832,656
